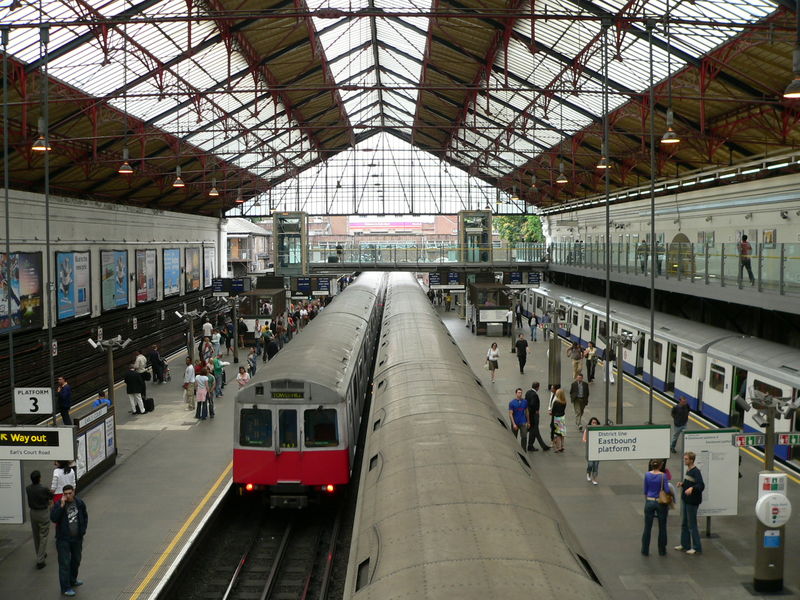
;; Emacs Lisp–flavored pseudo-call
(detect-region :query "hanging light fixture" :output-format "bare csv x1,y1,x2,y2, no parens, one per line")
173,165,185,188
208,177,219,197
234,188,244,203
118,147,133,174
597,143,611,169
784,2,800,98
661,7,681,144
253,198,261,207
31,117,51,152
556,161,568,184
511,186,519,201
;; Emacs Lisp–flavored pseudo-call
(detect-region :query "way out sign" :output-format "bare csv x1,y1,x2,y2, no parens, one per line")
586,424,671,461
13,387,53,416
0,426,75,461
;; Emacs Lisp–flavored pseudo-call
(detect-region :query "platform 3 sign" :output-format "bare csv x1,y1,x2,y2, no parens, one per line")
0,426,75,460
586,424,670,461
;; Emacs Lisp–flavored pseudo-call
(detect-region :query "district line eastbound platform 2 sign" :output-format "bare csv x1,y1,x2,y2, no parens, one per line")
0,426,75,460
586,424,670,461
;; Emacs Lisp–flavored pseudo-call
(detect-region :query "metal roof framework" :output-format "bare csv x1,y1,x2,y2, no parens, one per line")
1,0,799,216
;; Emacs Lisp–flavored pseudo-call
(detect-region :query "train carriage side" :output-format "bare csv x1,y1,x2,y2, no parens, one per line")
606,307,651,376
704,338,800,459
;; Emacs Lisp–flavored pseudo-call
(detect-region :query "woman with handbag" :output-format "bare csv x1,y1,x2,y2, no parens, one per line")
584,342,598,382
485,343,500,383
550,388,568,452
641,459,671,556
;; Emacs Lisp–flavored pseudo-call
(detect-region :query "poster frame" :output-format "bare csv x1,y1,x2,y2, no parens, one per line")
100,249,129,312
134,248,158,305
203,245,215,289
55,250,92,322
184,247,201,293
0,251,44,333
162,248,181,297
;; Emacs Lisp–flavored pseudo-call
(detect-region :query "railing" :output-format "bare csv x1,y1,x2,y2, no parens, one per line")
308,243,548,266
549,242,800,295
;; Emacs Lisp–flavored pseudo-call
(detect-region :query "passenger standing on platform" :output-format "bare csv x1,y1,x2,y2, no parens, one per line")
637,240,648,274
55,376,73,425
50,485,87,597
147,344,165,384
444,293,452,311
605,347,617,384
525,382,549,451
238,317,248,347
566,342,583,380
237,366,251,388
504,307,514,336
247,347,257,377
515,303,523,328
485,342,500,383
200,337,214,362
550,388,567,452
427,288,435,303
582,417,601,484
547,384,560,442
134,349,149,402
570,373,590,430
515,334,529,374
50,460,76,506
738,234,756,286
124,363,146,415
26,470,52,569
642,459,670,556
675,452,705,555
202,317,213,339
528,312,539,341
212,354,225,398
584,341,598,382
195,368,210,420
183,357,196,411
266,335,280,361
541,313,551,340
205,368,216,419
211,329,222,357
670,398,690,454
508,388,529,452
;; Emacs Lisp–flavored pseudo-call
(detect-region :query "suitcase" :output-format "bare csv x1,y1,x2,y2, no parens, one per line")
143,397,155,412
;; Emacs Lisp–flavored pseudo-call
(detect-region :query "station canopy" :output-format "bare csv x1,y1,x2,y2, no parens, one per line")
1,0,798,216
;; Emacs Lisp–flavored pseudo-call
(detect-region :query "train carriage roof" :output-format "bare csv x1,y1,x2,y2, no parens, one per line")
707,337,800,388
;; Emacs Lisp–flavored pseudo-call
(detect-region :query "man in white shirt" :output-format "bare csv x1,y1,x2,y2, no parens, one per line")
202,318,213,339
183,357,196,410
504,307,513,336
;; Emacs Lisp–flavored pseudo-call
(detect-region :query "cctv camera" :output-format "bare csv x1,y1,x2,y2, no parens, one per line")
87,338,98,349
780,210,789,219
175,311,183,319
120,338,132,349
734,394,750,413
752,412,768,427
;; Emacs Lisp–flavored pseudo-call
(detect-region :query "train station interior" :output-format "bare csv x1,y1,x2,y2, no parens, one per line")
2,0,800,598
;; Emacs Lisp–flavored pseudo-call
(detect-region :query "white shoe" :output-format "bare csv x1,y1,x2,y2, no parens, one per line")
586,473,591,482
674,545,685,551
592,480,598,485
685,549,697,555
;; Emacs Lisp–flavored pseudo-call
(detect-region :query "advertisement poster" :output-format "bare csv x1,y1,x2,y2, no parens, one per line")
163,248,180,296
185,247,201,292
203,246,215,288
86,423,106,471
0,252,43,333
101,250,128,311
135,249,157,303
56,251,90,320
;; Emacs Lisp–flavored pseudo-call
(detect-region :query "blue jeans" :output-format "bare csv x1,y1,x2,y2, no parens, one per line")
642,500,668,555
680,502,702,551
215,373,223,397
586,461,599,476
530,325,537,341
671,424,686,452
56,537,82,592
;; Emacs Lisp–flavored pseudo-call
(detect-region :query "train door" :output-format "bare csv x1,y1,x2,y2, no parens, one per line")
583,312,593,346
596,317,608,359
644,335,666,391
701,360,731,426
731,367,748,427
665,343,677,392
619,326,637,375
674,350,700,410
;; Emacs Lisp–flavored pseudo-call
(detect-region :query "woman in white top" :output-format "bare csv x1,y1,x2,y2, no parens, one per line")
485,342,500,383
211,330,222,357
195,369,210,420
236,366,251,388
51,460,76,504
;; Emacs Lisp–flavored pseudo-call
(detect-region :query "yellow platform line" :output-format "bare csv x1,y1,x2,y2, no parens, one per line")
129,461,232,600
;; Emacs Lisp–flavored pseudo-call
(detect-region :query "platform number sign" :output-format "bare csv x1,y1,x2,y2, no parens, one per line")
14,388,54,416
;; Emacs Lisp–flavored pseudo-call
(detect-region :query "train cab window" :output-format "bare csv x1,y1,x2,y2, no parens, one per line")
753,379,783,399
679,353,693,378
239,408,273,447
647,340,663,365
709,364,726,393
278,409,298,448
304,408,339,447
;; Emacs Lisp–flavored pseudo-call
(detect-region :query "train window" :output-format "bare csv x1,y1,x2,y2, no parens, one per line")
583,316,590,331
598,320,607,342
680,353,693,378
647,340,663,365
239,408,272,448
621,329,633,350
709,364,726,392
753,379,783,398
536,296,543,309
278,410,298,448
572,312,578,326
355,559,370,591
373,418,381,431
304,409,339,447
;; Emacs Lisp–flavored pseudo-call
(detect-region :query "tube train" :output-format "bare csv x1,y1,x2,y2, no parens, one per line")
344,273,609,600
520,284,800,460
233,272,386,507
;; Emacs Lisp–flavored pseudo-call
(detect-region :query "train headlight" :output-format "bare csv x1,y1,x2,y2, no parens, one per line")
324,484,335,493
245,483,254,492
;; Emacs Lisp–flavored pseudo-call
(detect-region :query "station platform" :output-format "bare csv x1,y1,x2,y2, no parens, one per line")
441,308,800,599
1,310,799,600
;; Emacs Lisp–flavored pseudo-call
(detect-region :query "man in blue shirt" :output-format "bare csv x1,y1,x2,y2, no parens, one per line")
56,376,72,425
508,388,529,451
92,389,111,408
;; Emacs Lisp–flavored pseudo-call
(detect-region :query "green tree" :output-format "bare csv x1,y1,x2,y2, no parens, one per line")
493,215,544,243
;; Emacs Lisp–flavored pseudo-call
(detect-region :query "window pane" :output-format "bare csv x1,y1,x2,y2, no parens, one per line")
304,408,339,447
679,353,693,378
647,340,663,365
622,329,633,349
239,408,272,448
710,364,726,392
753,379,783,399
598,320,607,340
279,409,298,448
